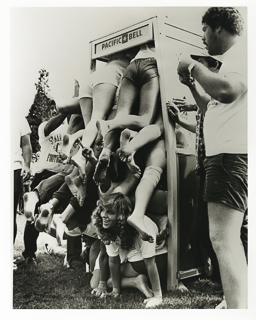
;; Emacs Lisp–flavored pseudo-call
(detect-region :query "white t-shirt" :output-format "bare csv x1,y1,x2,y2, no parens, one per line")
105,216,167,263
204,42,247,156
33,121,68,173
13,117,31,171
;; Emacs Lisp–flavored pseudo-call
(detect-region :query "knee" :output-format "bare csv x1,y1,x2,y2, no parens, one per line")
56,101,68,114
139,116,150,128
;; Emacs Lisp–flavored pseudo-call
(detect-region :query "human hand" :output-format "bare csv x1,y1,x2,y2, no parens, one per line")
178,74,195,87
166,101,181,123
143,296,163,308
100,290,120,299
91,286,107,298
172,98,197,112
21,165,31,182
177,54,194,77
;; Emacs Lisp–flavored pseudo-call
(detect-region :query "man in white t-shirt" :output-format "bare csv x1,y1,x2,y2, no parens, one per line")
177,7,247,309
13,117,32,269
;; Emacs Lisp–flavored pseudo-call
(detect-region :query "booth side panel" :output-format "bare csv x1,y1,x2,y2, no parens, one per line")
153,18,179,290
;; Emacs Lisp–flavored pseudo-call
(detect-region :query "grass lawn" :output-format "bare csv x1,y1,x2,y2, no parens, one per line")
13,214,223,309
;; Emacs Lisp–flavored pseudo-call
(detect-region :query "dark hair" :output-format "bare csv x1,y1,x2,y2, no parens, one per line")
202,7,244,36
204,57,222,70
92,193,137,250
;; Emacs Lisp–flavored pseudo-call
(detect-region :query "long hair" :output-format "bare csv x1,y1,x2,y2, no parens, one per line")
92,193,137,251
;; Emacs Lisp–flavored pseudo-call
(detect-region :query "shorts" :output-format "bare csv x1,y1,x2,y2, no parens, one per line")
123,58,158,88
203,153,247,212
130,253,167,290
14,169,23,194
79,64,125,99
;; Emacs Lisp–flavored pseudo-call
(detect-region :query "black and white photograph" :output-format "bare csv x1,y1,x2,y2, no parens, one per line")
2,0,255,317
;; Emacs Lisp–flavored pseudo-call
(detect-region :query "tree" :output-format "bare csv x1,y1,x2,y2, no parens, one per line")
26,69,55,153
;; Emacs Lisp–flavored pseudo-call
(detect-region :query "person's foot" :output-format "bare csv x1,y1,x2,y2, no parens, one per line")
35,203,54,232
117,128,133,161
215,299,227,309
65,175,78,197
93,151,111,184
126,153,141,179
74,175,87,207
71,148,87,184
135,274,154,298
95,119,110,146
147,213,169,245
59,134,80,160
143,296,163,308
127,215,154,243
25,256,38,266
23,192,39,220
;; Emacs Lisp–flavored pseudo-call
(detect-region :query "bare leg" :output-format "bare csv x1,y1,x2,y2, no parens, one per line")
128,139,166,242
74,175,87,207
71,147,87,182
108,262,154,298
96,77,160,142
93,147,112,184
59,130,84,160
208,202,247,309
61,204,76,225
35,199,58,232
65,167,80,196
80,83,117,149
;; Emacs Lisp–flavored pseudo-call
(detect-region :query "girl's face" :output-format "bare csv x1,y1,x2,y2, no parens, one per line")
100,206,118,229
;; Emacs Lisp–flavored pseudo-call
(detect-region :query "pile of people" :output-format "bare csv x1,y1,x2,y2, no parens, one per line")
13,7,247,309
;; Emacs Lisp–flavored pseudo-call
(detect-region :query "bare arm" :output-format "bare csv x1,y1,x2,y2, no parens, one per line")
20,134,32,182
167,102,196,133
178,56,247,104
192,63,247,103
108,255,121,296
44,114,68,137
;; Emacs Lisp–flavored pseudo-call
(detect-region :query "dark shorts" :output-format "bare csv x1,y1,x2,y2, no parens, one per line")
130,253,167,290
203,153,247,212
14,169,23,194
123,58,158,88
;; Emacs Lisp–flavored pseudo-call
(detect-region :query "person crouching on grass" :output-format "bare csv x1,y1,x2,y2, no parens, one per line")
91,192,167,308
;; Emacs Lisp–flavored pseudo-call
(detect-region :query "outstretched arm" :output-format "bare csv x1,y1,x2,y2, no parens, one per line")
177,74,210,115
167,102,196,133
44,114,68,137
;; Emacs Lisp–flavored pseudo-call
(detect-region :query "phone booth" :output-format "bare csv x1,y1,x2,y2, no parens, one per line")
89,15,205,290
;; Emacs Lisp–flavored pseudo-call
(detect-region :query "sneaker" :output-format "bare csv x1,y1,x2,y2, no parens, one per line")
25,256,38,265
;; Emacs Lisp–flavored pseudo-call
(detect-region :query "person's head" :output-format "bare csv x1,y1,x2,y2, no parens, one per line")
92,193,137,250
191,52,222,73
202,7,244,55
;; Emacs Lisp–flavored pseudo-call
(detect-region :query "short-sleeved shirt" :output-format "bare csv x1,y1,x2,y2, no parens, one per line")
33,121,68,173
204,42,247,156
13,117,31,171
105,216,167,263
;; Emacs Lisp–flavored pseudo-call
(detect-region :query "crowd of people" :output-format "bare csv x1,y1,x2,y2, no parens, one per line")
13,7,247,309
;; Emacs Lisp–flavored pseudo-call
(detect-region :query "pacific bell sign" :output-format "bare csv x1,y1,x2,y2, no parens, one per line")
92,22,153,58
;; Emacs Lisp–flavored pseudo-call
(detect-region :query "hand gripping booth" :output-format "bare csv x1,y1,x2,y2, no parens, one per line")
89,16,205,290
